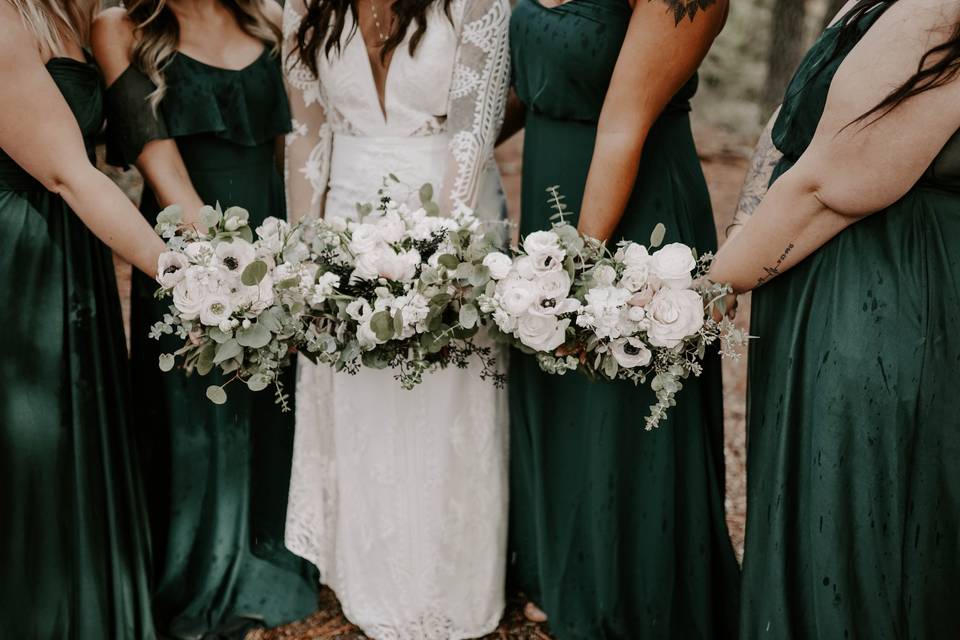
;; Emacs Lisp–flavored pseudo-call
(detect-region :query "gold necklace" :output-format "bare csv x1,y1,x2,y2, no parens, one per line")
369,0,390,44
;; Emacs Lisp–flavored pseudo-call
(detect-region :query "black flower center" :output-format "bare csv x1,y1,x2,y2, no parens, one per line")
624,343,642,356
164,265,180,275
224,257,239,270
541,298,557,309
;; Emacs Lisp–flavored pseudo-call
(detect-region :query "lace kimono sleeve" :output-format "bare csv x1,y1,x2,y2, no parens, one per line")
440,0,511,216
283,0,333,222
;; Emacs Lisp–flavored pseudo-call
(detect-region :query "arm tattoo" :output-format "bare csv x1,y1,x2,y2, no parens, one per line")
756,242,795,286
655,0,718,25
727,110,783,236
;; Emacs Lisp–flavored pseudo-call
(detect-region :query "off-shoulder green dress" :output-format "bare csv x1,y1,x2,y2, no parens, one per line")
742,4,960,638
508,1,741,638
104,50,317,637
0,57,155,640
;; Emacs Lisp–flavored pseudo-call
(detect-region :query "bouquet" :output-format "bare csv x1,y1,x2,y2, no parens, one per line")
294,182,507,389
480,187,747,429
151,203,313,409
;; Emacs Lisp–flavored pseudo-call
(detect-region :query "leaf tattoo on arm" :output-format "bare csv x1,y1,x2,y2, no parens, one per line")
726,110,783,236
654,0,718,25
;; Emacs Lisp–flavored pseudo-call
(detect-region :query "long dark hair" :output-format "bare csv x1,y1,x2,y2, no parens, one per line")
294,0,452,77
838,0,960,125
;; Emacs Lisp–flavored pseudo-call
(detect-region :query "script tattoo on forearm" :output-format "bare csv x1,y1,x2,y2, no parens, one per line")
757,242,795,286
655,0,718,25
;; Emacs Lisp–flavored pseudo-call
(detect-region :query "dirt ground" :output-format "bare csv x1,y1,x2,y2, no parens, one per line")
109,121,755,640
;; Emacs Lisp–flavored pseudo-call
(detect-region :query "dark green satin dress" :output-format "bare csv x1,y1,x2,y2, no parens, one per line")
0,58,155,640
742,5,960,638
508,2,740,638
104,49,318,638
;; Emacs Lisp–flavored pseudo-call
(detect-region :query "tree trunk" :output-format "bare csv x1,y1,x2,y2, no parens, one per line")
761,0,809,113
821,0,850,28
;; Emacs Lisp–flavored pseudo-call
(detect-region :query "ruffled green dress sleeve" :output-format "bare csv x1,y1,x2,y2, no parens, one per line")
104,65,170,169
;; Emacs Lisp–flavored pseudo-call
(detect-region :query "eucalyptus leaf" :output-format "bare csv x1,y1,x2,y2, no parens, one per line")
459,303,479,329
370,310,394,342
199,205,221,230
247,374,271,392
208,327,232,344
224,206,249,224
424,201,440,217
259,307,284,333
197,343,216,375
469,265,490,288
419,183,434,205
156,204,183,226
393,309,405,335
431,292,452,307
206,385,227,405
158,354,175,372
455,263,475,281
437,254,459,270
241,260,268,286
237,323,271,349
213,339,242,364
649,223,666,248
238,225,254,243
602,355,619,379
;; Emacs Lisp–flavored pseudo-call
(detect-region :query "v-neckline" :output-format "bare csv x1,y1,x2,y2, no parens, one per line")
355,14,397,123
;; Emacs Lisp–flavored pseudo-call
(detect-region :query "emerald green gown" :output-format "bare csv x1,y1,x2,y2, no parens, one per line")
508,1,741,638
0,57,155,639
105,49,318,638
742,4,960,638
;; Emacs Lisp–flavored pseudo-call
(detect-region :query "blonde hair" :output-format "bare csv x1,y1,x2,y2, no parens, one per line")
7,0,98,56
124,0,281,110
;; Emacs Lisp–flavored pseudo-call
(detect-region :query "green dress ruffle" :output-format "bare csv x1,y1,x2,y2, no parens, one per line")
104,49,318,638
742,4,960,638
0,57,155,640
508,1,741,638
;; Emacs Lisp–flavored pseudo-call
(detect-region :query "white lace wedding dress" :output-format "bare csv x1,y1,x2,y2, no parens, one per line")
281,1,511,637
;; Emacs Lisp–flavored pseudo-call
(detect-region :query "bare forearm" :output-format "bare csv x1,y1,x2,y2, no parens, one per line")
56,166,166,277
708,170,855,293
496,89,526,147
576,132,645,241
727,108,782,236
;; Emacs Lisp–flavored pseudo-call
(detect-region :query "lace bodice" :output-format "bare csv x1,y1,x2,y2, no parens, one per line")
283,0,510,220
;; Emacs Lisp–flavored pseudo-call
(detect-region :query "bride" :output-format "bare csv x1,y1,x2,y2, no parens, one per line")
281,0,510,637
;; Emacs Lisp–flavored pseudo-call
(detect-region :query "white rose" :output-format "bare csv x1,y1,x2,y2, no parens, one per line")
516,312,569,352
172,278,205,319
349,224,383,256
537,269,572,300
650,243,696,290
199,293,234,327
591,265,617,287
514,256,537,280
610,337,653,368
617,243,650,269
645,287,704,347
376,248,419,282
156,251,189,289
497,277,540,315
214,239,256,275
483,252,514,280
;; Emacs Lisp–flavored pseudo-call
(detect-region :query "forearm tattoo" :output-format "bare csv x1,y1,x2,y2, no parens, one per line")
655,0,718,25
727,114,783,236
757,242,795,287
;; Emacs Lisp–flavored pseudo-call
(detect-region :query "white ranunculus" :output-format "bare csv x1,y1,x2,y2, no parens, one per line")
516,312,569,352
214,239,256,275
172,278,205,320
256,217,289,252
514,256,537,280
591,265,617,287
536,269,572,300
157,252,189,289
645,287,704,347
497,277,540,316
349,223,383,256
483,252,514,280
184,240,214,263
199,293,233,327
375,248,419,282
650,243,696,290
492,308,518,333
619,263,650,292
610,337,652,368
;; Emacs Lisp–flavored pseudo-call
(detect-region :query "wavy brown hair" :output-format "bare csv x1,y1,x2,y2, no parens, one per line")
838,0,960,125
7,0,98,56
293,0,452,78
124,0,281,110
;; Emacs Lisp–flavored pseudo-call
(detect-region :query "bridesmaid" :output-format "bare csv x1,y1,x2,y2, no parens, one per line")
712,0,960,637
91,1,317,636
508,0,739,638
0,1,164,637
